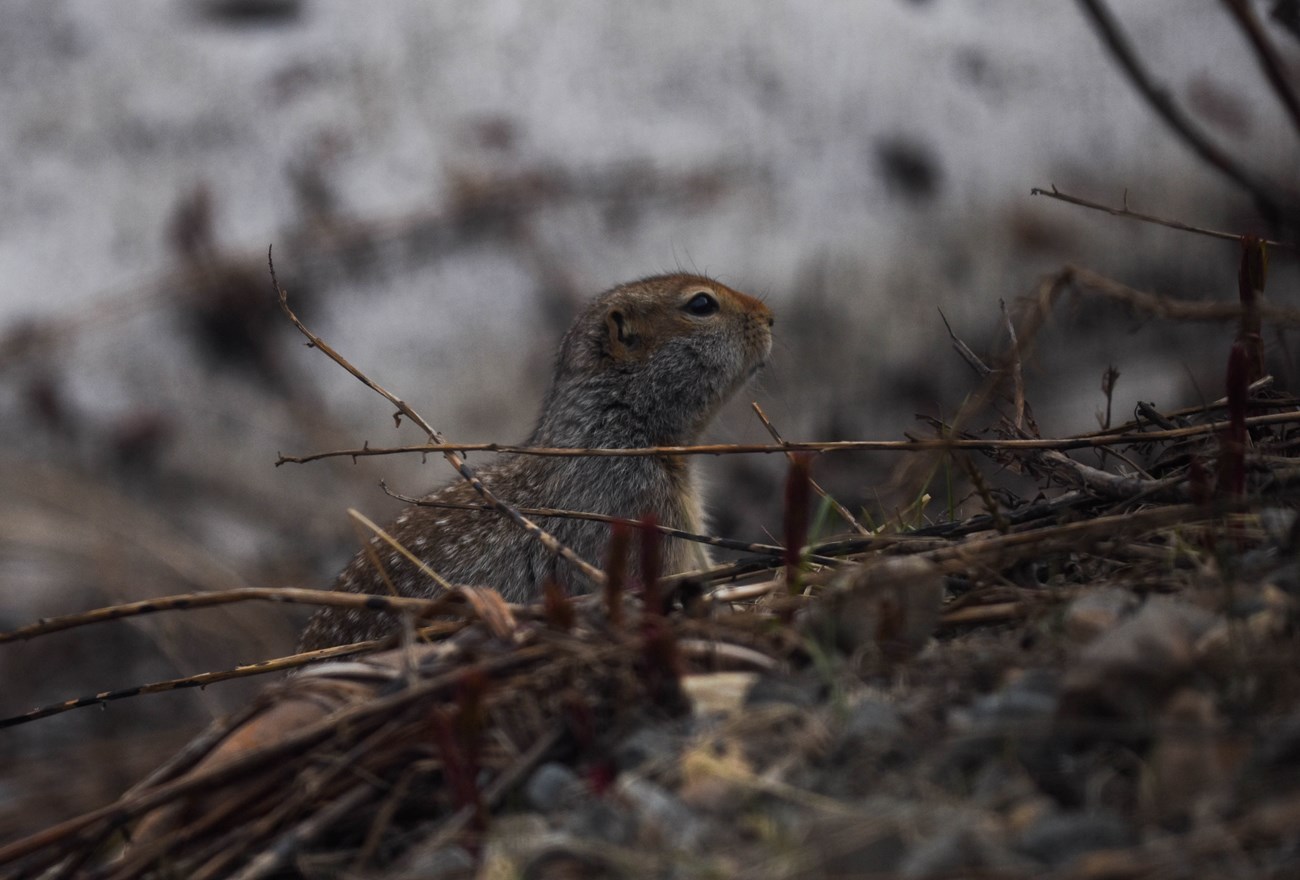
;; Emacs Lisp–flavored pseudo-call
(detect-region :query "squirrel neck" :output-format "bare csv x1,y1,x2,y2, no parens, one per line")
527,365,710,450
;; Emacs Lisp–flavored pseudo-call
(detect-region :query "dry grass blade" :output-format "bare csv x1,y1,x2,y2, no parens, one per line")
347,506,455,593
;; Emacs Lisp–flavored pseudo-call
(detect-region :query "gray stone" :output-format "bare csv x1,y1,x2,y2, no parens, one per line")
390,844,476,880
525,762,583,812
563,800,637,847
612,722,691,773
844,696,905,741
618,776,704,851
744,671,827,709
1061,596,1220,722
966,670,1058,727
818,827,909,876
1016,810,1135,867
901,826,1029,878
1063,588,1140,643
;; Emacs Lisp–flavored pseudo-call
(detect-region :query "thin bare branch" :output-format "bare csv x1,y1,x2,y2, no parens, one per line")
0,644,369,728
0,625,463,729
751,402,871,536
939,308,994,377
1077,0,1297,228
1065,263,1300,325
1220,0,1300,139
0,586,475,645
269,247,607,589
1000,299,1028,433
1031,185,1298,251
275,408,1300,464
0,648,548,867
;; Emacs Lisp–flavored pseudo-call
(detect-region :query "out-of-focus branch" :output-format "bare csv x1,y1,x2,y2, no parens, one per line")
1077,0,1297,229
1221,0,1300,138
1031,185,1298,251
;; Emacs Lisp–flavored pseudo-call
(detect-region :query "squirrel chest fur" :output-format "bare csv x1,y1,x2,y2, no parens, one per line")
300,274,774,650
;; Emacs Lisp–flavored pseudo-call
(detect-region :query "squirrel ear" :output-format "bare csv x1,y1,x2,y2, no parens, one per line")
605,307,639,357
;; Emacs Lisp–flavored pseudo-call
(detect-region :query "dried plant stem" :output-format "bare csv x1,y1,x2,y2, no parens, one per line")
1000,299,1029,432
269,248,606,589
400,724,564,863
1081,383,1289,437
0,648,548,867
752,402,870,535
381,482,840,565
1063,264,1300,325
277,408,1300,466
919,497,1271,576
0,626,457,729
1031,186,1298,250
348,507,455,592
226,786,372,880
0,586,473,645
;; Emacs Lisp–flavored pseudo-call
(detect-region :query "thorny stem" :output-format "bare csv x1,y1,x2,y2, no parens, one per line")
1031,186,1297,251
277,408,1300,463
268,247,607,589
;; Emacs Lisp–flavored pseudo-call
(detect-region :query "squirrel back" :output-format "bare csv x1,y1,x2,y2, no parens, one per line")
299,274,773,650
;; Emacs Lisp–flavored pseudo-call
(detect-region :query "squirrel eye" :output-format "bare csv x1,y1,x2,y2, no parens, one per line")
684,291,720,316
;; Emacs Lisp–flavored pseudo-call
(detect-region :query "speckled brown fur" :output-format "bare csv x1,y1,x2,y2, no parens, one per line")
299,274,773,650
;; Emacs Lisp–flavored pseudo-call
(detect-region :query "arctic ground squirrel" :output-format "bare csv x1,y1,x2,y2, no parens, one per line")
300,274,774,649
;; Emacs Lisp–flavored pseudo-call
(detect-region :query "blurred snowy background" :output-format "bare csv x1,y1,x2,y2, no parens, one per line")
0,0,1296,838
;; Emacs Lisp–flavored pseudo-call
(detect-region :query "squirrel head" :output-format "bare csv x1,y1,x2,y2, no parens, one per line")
539,274,774,446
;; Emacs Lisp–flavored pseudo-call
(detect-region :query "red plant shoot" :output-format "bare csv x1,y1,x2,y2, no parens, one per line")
1236,235,1268,382
1221,342,1249,498
783,453,814,595
603,520,630,630
542,576,575,632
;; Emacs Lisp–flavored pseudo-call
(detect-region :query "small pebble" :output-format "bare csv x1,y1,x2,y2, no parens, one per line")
1016,810,1135,867
617,776,704,851
525,762,583,812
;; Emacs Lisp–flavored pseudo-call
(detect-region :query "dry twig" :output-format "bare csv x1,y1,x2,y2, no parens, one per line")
751,402,871,535
1031,185,1298,251
269,248,607,589
0,586,473,645
273,408,1300,464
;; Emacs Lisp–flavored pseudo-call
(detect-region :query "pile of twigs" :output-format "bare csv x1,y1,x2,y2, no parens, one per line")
0,573,803,878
